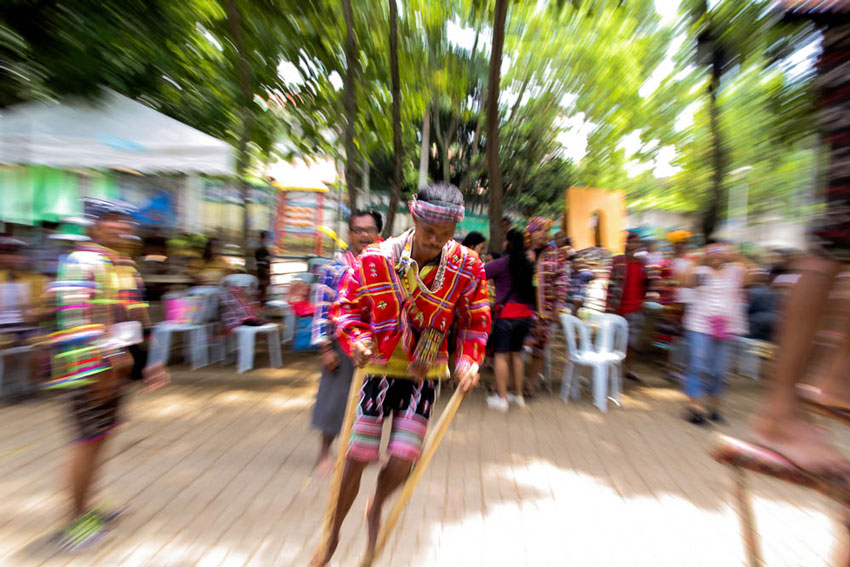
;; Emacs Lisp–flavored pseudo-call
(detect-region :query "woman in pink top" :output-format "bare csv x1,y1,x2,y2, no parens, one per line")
682,242,754,424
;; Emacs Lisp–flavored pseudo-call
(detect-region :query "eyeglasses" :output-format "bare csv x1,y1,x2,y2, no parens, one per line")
350,227,378,235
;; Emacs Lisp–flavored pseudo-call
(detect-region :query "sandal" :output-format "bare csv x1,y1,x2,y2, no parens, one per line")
797,385,850,427
712,434,850,505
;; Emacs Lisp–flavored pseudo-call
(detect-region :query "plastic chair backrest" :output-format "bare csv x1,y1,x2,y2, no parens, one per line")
560,313,592,359
186,286,223,324
588,312,628,354
221,274,259,290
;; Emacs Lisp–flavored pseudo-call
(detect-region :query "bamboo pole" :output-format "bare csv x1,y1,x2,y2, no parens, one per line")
316,367,366,555
360,386,467,567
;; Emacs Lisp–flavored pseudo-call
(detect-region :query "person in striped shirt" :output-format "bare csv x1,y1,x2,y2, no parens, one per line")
43,199,169,550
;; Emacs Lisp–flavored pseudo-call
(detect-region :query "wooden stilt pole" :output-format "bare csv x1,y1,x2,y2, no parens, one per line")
732,466,763,567
316,367,366,556
360,386,467,567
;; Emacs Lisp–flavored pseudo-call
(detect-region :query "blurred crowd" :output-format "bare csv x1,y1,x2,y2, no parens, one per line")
457,218,796,423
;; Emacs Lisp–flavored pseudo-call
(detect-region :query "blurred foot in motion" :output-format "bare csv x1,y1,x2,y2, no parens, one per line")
748,253,850,477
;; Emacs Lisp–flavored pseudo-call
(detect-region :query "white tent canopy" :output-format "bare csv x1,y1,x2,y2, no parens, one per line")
0,90,234,174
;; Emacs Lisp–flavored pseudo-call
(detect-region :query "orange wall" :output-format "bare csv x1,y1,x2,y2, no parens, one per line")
564,187,627,253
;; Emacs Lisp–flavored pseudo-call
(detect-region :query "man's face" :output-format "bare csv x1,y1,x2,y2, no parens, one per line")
625,237,640,255
349,214,379,255
530,229,549,250
412,218,456,261
90,214,134,251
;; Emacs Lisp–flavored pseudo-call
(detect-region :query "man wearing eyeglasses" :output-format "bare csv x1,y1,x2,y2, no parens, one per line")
310,210,383,473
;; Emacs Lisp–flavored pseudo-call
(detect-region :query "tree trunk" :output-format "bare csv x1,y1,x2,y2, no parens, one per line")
361,155,370,204
702,51,725,239
224,0,254,258
342,0,359,210
486,0,508,252
385,0,403,238
418,107,430,188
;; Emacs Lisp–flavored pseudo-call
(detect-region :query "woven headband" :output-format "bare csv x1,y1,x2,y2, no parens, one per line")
409,198,464,224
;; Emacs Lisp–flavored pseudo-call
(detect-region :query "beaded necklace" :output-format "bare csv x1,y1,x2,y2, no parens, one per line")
396,229,449,296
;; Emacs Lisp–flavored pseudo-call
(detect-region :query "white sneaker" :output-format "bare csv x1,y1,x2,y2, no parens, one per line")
487,394,509,412
507,393,526,408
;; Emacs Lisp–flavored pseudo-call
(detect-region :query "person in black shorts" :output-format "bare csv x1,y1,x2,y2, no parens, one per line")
484,229,536,411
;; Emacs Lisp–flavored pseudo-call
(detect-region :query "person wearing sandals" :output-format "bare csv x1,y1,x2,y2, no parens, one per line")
484,229,536,411
41,199,170,551
748,6,850,479
310,210,382,473
681,241,754,425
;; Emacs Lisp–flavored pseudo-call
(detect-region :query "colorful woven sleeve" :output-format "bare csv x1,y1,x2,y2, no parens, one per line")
310,262,339,346
331,259,374,357
454,257,492,371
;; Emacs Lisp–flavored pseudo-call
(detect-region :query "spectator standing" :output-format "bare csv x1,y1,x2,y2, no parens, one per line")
255,230,272,302
485,229,535,411
605,230,658,380
309,210,381,473
461,231,487,260
524,217,569,396
681,242,751,424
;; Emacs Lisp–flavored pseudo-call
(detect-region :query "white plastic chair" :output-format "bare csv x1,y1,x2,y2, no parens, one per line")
187,286,227,364
150,291,219,370
559,313,625,412
229,323,283,373
264,299,296,345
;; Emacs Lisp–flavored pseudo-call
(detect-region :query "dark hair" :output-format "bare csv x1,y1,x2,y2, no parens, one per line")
417,182,463,208
259,230,269,240
203,238,219,262
505,229,535,305
350,209,383,233
462,231,486,249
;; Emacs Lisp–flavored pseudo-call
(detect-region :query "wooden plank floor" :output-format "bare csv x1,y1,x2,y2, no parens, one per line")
0,351,846,567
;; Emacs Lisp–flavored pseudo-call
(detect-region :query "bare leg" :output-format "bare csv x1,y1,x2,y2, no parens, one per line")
312,458,368,566
511,352,525,396
800,273,850,407
69,437,107,518
365,457,413,559
750,254,850,475
315,433,335,473
493,353,509,399
526,355,543,396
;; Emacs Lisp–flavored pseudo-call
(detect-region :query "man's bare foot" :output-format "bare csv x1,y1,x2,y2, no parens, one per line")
750,411,850,479
309,533,339,567
364,499,380,562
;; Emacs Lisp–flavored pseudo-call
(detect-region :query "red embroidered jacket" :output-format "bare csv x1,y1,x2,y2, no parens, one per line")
332,232,491,373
